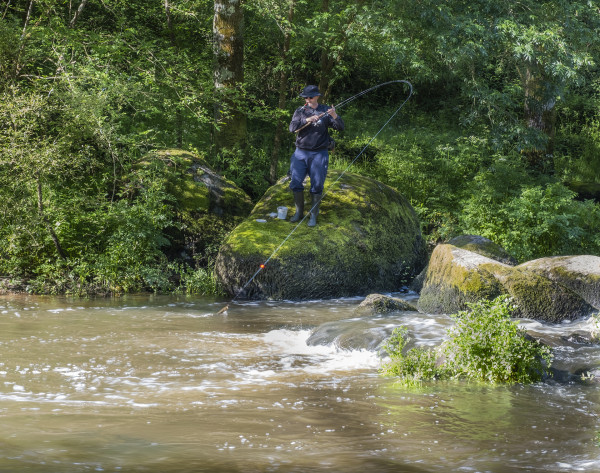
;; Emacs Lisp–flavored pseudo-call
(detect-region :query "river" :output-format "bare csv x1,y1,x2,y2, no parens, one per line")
0,293,599,472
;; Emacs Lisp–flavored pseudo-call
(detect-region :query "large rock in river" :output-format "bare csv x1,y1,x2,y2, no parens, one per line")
447,234,518,266
410,234,516,294
418,244,595,322
215,171,427,300
518,256,600,309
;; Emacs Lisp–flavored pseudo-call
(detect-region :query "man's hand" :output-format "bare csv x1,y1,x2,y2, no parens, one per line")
327,107,338,119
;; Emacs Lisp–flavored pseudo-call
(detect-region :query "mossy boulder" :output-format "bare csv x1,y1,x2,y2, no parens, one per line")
134,149,253,265
417,245,505,314
137,149,253,217
410,235,515,295
354,293,418,316
447,235,518,265
518,256,600,309
418,244,595,322
214,171,427,300
490,265,594,322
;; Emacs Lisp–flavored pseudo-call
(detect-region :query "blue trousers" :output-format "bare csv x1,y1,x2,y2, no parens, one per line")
289,148,329,194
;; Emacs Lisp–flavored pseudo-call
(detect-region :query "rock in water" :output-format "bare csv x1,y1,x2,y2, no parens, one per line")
518,256,600,309
418,244,595,322
215,171,427,300
354,294,418,316
447,234,518,266
410,234,516,294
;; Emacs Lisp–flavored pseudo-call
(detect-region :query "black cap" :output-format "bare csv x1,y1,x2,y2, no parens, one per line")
299,85,321,98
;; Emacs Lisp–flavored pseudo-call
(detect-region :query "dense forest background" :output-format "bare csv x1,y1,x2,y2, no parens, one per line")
1,0,600,295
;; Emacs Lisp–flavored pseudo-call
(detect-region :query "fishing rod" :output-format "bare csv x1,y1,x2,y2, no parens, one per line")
293,80,410,134
216,80,413,315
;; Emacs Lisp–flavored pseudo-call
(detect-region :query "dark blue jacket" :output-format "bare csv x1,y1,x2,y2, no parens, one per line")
289,104,344,150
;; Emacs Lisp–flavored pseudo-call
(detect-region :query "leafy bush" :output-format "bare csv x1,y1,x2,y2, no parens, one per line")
380,326,442,387
444,297,553,383
174,264,224,296
460,173,600,261
381,296,553,385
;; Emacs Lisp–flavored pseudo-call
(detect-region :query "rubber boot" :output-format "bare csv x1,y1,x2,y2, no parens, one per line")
308,193,322,227
289,191,304,222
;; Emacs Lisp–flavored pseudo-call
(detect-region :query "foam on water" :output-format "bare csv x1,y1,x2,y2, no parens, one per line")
262,328,381,374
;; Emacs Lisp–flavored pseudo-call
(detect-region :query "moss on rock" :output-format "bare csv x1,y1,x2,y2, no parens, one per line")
215,171,427,300
133,149,253,267
518,256,600,309
418,244,595,322
138,149,253,217
417,245,504,314
488,265,594,322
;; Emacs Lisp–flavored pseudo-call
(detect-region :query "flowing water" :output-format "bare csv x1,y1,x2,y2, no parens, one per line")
0,293,599,473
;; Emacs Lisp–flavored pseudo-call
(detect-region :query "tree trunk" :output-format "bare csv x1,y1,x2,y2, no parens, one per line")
318,0,363,103
317,0,331,103
36,175,67,260
213,0,246,155
14,0,34,77
163,0,176,44
164,0,183,147
521,62,556,172
269,0,295,184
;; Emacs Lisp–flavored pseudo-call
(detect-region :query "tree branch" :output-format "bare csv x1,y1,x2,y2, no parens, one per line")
70,0,89,27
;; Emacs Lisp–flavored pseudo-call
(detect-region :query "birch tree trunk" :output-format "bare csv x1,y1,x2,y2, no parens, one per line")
213,0,246,155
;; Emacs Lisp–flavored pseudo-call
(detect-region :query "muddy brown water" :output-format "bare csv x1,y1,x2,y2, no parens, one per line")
0,293,599,472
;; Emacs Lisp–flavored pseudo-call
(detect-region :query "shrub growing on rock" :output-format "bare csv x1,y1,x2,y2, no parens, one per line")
381,296,553,385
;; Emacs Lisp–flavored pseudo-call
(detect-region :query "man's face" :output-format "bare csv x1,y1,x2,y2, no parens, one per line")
305,96,319,107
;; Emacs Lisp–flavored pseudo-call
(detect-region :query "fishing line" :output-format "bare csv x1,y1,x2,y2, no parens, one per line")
221,80,413,311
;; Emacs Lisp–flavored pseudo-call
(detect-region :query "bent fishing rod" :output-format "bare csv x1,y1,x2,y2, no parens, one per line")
294,80,411,133
217,80,413,315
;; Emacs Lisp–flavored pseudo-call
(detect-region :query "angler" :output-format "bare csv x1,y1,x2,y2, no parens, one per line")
216,80,412,312
288,85,345,227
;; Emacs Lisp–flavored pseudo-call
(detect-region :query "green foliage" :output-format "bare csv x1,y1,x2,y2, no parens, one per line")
174,264,224,296
212,145,272,199
1,0,600,295
380,327,442,387
460,171,600,261
381,297,553,385
444,297,553,384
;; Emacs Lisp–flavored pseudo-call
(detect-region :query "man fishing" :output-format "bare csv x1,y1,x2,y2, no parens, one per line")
288,85,344,227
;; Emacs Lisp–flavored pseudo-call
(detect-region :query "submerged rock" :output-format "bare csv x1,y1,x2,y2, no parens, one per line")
418,244,595,322
354,294,418,316
306,318,396,351
215,171,427,300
